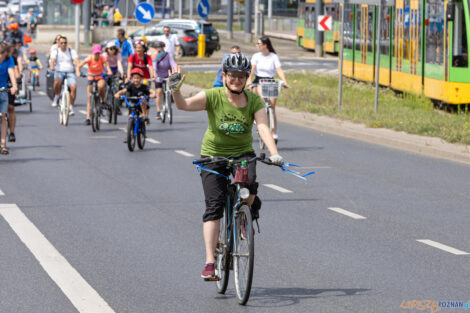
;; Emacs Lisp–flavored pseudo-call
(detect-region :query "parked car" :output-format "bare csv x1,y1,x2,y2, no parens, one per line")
128,25,199,57
156,19,220,56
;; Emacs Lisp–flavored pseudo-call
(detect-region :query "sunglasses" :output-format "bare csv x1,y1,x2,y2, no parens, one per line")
227,73,246,80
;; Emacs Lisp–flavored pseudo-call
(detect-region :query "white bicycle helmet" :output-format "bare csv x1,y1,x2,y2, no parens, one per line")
106,41,117,49
223,53,251,76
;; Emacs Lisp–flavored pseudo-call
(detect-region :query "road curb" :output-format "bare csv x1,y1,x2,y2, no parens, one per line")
182,84,470,166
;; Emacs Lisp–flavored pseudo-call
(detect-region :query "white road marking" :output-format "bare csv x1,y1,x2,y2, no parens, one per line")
89,136,117,139
263,184,293,193
417,239,469,255
0,204,115,313
37,91,46,96
79,110,87,115
0,189,4,196
146,138,160,144
175,150,194,157
119,127,126,132
328,207,367,219
100,119,108,124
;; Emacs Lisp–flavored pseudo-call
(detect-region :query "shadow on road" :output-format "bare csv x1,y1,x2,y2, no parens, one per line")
0,157,68,164
217,287,370,308
12,145,62,150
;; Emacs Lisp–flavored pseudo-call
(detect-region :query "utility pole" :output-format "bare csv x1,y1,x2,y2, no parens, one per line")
189,0,193,20
84,0,91,46
75,3,80,53
178,0,182,19
267,0,272,19
244,0,252,42
254,0,259,38
227,0,233,39
315,0,324,56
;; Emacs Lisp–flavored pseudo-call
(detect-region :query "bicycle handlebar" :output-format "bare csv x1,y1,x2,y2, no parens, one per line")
121,95,148,108
193,153,281,167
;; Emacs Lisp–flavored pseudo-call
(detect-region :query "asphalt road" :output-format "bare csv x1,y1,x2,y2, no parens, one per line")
1,66,469,313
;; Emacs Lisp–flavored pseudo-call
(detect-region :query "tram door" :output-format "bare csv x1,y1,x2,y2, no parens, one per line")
409,0,420,75
353,4,375,82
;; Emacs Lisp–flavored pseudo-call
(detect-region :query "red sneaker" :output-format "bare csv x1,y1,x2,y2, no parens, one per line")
201,263,215,279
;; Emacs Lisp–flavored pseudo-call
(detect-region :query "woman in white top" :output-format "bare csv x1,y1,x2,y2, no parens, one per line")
247,36,289,141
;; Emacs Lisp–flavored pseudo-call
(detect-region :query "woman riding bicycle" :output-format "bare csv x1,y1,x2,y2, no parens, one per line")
151,41,176,120
169,53,283,279
247,36,289,142
103,41,124,77
78,44,112,125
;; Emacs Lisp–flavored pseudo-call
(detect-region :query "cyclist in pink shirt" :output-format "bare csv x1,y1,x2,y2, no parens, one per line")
78,45,111,125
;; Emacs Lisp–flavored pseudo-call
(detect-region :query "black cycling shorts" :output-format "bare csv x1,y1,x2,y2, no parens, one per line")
200,152,258,222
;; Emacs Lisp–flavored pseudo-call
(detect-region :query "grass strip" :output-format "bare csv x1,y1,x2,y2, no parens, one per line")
184,71,470,145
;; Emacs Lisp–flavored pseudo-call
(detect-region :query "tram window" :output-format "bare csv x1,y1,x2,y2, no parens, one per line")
367,7,374,53
355,6,362,50
403,0,410,60
380,7,391,55
425,0,445,65
299,3,305,20
344,4,354,49
452,1,468,67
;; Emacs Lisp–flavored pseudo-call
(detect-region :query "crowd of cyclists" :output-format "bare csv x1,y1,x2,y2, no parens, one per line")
0,24,292,283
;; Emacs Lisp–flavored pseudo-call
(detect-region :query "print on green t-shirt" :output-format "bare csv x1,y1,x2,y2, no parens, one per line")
201,88,264,157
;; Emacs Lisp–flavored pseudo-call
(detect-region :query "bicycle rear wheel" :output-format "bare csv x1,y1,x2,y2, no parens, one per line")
28,89,32,112
127,119,136,151
32,74,36,91
233,205,254,305
107,91,113,124
137,122,146,149
94,97,101,131
215,211,230,294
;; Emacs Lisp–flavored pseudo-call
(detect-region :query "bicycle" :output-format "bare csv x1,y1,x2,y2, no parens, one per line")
121,95,147,152
160,78,173,125
30,68,39,91
51,70,71,127
85,74,107,132
105,73,121,125
250,79,285,150
193,153,279,305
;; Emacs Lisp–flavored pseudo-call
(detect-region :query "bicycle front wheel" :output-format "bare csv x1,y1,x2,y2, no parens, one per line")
216,213,230,294
62,91,70,126
161,95,167,123
91,97,97,132
233,205,254,305
167,92,173,125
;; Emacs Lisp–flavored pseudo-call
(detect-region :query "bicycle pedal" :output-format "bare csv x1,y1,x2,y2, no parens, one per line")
204,276,220,282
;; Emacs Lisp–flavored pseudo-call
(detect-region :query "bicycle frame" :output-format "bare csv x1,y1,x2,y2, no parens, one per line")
122,95,146,135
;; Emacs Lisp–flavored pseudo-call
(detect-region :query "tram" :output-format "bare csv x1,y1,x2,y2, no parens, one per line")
341,0,470,105
297,0,342,53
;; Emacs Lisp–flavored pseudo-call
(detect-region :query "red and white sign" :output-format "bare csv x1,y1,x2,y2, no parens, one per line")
317,15,332,31
71,0,85,4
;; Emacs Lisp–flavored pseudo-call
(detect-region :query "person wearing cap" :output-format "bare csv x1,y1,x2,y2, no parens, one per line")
114,68,155,128
103,41,123,78
151,41,176,120
6,23,24,46
78,44,112,125
49,35,80,114
27,48,42,86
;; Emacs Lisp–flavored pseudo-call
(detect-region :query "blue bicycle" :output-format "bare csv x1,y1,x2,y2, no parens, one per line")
121,95,147,152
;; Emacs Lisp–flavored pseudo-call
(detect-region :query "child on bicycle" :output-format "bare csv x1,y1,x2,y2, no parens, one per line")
114,68,155,122
27,48,43,86
78,44,112,125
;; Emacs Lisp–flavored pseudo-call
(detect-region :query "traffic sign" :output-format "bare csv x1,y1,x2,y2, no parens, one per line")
317,15,332,31
71,0,85,3
135,2,155,24
198,0,210,19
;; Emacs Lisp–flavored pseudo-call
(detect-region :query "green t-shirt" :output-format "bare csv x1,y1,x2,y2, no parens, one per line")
201,87,264,157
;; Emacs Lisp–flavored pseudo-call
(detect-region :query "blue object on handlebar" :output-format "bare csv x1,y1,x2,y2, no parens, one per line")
279,163,315,181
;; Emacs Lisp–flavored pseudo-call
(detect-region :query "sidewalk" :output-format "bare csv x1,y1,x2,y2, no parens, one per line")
180,84,470,166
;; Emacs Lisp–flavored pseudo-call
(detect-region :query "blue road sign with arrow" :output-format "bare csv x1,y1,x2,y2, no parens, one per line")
198,0,210,19
135,2,155,24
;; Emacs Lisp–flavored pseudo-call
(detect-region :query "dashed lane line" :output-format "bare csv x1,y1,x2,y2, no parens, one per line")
146,138,160,144
417,239,469,255
328,207,367,220
263,184,293,193
0,189,4,196
37,91,46,96
79,110,87,115
175,150,195,157
0,204,116,313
